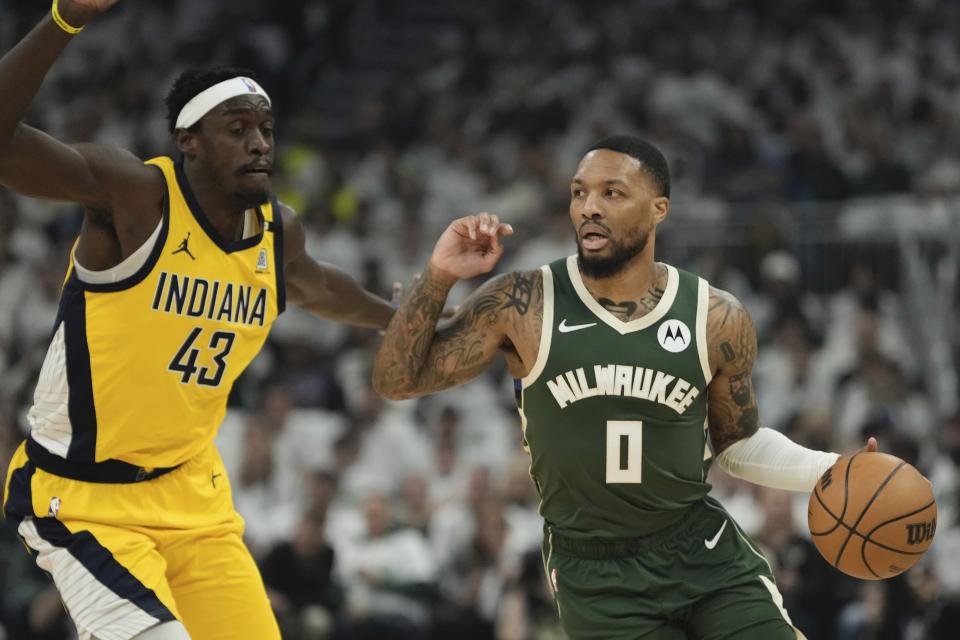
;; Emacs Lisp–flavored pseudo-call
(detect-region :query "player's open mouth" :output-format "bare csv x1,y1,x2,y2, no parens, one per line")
581,234,608,250
580,224,609,250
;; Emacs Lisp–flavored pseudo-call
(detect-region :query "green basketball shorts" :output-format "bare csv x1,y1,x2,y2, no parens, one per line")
541,497,801,639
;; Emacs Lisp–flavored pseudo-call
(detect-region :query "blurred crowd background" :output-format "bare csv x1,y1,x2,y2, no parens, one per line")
1,0,960,638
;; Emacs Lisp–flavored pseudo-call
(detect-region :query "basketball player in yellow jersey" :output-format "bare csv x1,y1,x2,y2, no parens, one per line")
0,2,396,639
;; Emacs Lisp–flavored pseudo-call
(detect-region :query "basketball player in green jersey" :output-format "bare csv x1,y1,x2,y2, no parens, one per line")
374,135,878,639
0,2,396,639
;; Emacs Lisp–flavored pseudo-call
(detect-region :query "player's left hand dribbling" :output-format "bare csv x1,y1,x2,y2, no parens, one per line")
854,436,879,455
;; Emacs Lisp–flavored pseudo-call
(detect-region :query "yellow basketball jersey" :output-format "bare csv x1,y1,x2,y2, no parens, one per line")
27,156,284,468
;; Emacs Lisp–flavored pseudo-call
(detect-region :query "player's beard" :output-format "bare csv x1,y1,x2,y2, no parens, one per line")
577,230,649,279
234,186,271,209
231,166,272,209
211,169,271,210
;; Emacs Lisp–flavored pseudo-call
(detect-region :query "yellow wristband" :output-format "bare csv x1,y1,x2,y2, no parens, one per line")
51,0,84,35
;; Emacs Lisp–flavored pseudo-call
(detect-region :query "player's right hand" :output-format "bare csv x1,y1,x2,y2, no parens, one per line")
59,0,121,24
64,0,121,11
428,213,514,283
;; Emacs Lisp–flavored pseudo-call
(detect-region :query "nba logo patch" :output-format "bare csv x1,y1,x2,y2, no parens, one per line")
551,567,559,592
241,77,258,93
48,496,61,518
256,248,269,272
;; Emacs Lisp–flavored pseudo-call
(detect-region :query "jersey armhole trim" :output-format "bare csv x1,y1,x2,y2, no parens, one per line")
520,265,553,387
696,277,713,386
71,182,170,293
73,218,163,285
271,197,286,314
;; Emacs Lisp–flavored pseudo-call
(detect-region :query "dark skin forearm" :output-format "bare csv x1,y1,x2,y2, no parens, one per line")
280,207,395,329
0,2,93,147
301,262,396,329
283,256,395,329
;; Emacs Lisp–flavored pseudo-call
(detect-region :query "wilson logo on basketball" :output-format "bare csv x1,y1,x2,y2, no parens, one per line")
905,518,936,545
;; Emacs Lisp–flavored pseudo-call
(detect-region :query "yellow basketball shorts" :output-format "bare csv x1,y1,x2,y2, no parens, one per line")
2,440,281,640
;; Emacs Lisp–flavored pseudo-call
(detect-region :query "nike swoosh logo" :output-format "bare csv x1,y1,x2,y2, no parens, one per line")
704,520,727,549
558,319,597,333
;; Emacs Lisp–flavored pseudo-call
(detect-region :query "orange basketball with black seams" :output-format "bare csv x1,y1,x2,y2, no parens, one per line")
808,452,937,580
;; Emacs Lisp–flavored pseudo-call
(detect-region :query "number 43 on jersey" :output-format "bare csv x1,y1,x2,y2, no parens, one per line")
168,327,236,387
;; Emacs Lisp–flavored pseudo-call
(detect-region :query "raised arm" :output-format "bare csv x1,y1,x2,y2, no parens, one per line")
373,267,539,400
373,213,522,400
0,1,160,210
280,205,395,329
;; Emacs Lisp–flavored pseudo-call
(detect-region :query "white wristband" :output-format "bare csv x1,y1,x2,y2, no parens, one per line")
714,427,840,492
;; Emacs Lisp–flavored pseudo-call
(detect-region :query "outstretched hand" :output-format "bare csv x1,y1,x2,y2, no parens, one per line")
59,0,121,25
429,213,514,283
63,0,121,11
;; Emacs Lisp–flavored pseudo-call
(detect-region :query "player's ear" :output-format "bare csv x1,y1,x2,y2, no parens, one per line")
174,128,198,156
652,196,669,225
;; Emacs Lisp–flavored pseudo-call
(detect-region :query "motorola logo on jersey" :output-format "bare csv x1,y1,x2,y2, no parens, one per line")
657,319,691,353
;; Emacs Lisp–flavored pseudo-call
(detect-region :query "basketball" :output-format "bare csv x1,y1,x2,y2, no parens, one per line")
808,452,937,580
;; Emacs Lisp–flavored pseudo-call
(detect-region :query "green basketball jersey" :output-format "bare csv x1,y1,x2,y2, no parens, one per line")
519,256,714,538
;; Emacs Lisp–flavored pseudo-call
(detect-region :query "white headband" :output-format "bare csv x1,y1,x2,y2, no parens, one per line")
175,76,272,130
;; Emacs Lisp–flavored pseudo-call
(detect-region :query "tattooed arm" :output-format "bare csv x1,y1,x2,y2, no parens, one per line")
705,287,759,454
372,267,540,400
373,212,531,401
706,286,875,490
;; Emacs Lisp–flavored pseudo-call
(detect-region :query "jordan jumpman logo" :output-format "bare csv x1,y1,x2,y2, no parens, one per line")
171,232,196,260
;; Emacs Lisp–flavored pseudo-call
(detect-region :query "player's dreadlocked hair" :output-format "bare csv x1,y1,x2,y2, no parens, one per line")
164,67,259,134
586,135,671,198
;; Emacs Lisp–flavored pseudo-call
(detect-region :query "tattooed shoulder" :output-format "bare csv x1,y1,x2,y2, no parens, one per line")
500,269,541,317
706,286,757,374
705,286,761,450
706,286,741,331
501,270,544,365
